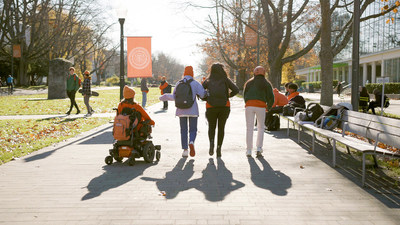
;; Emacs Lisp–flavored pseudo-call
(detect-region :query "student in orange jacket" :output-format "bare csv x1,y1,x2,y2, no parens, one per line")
159,76,169,110
117,86,155,133
265,88,289,127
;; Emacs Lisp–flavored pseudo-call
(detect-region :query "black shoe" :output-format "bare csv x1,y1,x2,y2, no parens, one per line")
76,109,80,114
66,111,71,115
209,143,214,156
216,146,221,157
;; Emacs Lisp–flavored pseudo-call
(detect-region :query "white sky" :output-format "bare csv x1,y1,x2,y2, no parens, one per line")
104,0,214,74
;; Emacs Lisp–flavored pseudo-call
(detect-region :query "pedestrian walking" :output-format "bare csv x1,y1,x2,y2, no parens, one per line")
82,70,94,116
336,81,342,97
141,78,149,109
159,76,169,110
159,66,207,158
6,75,14,94
66,67,80,115
244,66,274,157
202,63,239,157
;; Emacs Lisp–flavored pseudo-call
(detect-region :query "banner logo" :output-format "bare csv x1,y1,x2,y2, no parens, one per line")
129,47,151,70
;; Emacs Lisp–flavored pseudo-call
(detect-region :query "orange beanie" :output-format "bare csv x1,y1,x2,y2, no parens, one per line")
253,66,265,76
123,85,135,99
184,66,194,77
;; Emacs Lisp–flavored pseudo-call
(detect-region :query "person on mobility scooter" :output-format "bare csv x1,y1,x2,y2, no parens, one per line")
105,85,161,166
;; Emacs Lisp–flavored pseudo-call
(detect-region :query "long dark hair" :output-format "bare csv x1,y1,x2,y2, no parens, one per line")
208,63,227,80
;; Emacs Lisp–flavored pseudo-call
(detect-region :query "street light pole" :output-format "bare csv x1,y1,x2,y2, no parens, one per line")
351,0,360,111
119,18,125,100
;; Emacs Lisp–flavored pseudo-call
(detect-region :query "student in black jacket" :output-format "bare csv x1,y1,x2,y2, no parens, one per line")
202,63,239,157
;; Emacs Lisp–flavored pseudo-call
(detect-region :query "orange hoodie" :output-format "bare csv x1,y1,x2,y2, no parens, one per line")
272,88,289,108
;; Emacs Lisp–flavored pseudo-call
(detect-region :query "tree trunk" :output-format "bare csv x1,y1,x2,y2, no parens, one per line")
319,0,333,106
268,61,282,89
237,69,246,90
18,55,29,86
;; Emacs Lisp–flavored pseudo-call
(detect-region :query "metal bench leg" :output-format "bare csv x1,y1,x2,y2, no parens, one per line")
346,146,351,154
362,153,366,187
297,125,301,143
312,131,315,152
287,119,290,136
332,139,336,167
372,155,378,168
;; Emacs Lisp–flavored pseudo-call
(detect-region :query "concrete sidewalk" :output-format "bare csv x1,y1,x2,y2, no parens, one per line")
0,97,400,224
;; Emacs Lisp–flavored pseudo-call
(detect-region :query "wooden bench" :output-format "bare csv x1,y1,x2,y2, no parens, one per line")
291,109,400,187
0,87,8,95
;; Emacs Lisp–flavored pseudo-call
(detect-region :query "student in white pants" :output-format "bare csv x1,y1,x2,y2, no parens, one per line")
243,66,274,157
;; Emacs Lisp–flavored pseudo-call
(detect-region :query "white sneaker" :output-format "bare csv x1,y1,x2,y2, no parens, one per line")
257,148,263,153
246,149,252,157
182,149,189,157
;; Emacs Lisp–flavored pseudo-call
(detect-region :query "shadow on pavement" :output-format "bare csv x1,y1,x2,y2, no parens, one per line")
153,109,168,114
247,156,292,196
82,161,156,201
191,158,245,202
295,130,400,208
141,158,194,199
79,131,113,145
24,125,112,162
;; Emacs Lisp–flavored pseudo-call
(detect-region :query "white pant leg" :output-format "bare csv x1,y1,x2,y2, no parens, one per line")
254,107,266,149
245,107,256,151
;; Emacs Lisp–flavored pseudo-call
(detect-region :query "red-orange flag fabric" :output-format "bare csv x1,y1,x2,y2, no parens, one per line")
127,37,152,78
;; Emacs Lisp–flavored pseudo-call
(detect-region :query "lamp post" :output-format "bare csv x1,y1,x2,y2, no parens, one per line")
351,0,360,111
117,8,127,100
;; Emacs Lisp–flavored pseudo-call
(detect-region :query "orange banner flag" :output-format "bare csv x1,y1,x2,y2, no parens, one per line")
127,37,152,78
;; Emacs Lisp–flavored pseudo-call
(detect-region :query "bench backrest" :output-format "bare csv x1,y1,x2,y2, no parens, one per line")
340,110,400,149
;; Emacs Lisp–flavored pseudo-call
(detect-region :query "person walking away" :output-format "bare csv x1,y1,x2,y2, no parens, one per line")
336,81,342,97
66,67,80,115
159,76,169,110
82,70,94,116
159,66,206,158
141,78,149,109
244,66,274,157
265,88,288,127
202,63,239,157
6,75,14,94
359,86,370,113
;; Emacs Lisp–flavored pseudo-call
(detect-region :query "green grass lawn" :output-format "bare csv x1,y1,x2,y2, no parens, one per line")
0,87,161,115
0,87,162,165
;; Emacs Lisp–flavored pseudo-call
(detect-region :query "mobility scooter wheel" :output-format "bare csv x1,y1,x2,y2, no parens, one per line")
128,157,136,166
143,142,155,163
105,156,113,165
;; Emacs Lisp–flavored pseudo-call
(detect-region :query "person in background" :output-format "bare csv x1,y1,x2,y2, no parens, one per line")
141,78,149,109
159,76,169,110
287,83,306,107
244,66,274,157
66,67,80,115
265,88,288,126
202,63,239,157
82,70,94,116
336,81,342,97
367,88,389,115
6,75,14,94
359,86,369,113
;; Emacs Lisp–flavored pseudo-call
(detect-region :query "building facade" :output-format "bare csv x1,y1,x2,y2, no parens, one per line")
297,1,400,85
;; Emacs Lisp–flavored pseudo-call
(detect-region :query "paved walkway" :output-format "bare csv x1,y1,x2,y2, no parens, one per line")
1,97,400,224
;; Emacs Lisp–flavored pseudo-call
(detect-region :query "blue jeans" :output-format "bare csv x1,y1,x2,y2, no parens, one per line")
142,92,147,108
179,117,198,149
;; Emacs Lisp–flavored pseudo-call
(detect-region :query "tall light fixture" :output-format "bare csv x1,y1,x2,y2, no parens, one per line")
116,8,127,100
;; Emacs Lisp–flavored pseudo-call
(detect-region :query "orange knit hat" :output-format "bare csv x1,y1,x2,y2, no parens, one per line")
183,66,194,77
253,66,265,76
123,85,135,99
